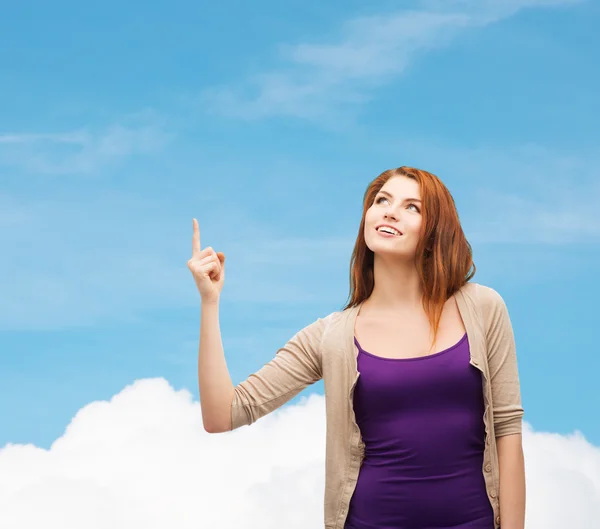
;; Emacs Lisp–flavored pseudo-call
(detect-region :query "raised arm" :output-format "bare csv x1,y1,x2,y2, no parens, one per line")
198,299,235,433
188,218,325,434
187,218,233,433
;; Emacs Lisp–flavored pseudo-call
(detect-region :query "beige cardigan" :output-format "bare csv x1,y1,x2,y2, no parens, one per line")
230,281,524,529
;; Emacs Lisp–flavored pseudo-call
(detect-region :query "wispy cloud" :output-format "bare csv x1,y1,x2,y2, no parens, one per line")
0,110,171,175
468,188,600,245
0,132,88,145
0,191,187,331
0,189,346,331
427,143,600,245
202,0,582,121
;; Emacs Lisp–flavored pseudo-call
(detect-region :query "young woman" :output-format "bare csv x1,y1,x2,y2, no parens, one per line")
189,166,526,529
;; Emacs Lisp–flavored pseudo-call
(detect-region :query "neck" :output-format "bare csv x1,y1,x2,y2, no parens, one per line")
366,254,423,310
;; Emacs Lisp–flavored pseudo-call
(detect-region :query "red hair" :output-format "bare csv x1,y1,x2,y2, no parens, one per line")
342,166,476,349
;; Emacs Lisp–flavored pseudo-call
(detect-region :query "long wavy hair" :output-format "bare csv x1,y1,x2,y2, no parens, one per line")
342,166,476,349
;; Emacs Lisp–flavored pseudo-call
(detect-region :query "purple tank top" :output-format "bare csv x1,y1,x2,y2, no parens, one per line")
344,333,494,529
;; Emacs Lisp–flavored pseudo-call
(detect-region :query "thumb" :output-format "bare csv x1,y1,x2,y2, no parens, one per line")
216,253,226,280
211,252,226,283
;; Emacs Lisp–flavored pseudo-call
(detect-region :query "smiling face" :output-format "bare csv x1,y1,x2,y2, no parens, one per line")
364,175,423,260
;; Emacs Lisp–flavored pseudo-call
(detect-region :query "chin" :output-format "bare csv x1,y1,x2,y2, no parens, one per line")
369,240,414,257
370,245,407,256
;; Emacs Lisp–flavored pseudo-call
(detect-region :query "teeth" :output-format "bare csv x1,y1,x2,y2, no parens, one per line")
378,226,400,236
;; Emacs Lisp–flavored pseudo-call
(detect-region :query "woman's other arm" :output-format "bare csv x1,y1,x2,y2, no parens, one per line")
497,433,526,529
481,285,526,529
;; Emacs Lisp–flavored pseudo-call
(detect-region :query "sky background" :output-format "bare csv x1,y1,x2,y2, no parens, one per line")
1,0,599,527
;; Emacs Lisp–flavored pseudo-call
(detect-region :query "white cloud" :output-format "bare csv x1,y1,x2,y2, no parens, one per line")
0,110,170,175
0,378,598,528
202,0,582,121
522,424,600,527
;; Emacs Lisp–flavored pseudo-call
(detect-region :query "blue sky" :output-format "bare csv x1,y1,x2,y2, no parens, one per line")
1,2,599,524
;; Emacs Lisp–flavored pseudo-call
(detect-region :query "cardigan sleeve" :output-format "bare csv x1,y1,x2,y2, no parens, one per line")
479,285,525,437
230,316,326,430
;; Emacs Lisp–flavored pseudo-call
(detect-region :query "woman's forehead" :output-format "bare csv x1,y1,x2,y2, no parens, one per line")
380,175,421,198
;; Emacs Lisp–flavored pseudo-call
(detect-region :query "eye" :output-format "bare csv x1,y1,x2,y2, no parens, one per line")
375,196,420,212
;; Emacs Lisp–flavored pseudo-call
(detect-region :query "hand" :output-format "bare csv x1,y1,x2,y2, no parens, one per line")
187,218,226,303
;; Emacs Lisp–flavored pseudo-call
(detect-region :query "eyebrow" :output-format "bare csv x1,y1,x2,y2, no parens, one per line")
377,190,422,203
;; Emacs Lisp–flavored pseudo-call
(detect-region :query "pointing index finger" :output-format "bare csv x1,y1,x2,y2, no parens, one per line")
192,218,201,256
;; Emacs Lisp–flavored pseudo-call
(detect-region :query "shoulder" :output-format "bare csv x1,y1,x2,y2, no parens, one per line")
466,282,511,327
319,305,356,325
308,304,359,342
474,282,507,309
297,309,345,341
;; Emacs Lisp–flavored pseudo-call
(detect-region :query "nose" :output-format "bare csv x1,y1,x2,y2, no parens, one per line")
383,207,398,221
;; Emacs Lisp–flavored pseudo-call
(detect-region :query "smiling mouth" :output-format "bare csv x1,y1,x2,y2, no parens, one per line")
376,227,402,237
